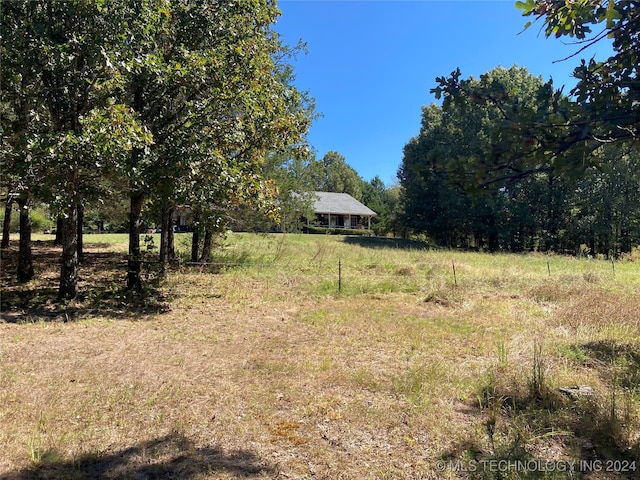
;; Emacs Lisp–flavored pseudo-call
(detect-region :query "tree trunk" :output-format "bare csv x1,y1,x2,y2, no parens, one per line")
1,195,13,249
487,215,499,253
191,229,200,263
190,211,201,263
159,204,172,277
126,192,145,292
77,202,84,263
167,207,176,261
199,227,214,262
545,171,558,252
58,203,78,299
15,196,34,283
54,216,63,246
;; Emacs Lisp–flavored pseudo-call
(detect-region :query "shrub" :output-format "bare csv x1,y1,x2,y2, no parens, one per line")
304,226,372,236
0,203,53,233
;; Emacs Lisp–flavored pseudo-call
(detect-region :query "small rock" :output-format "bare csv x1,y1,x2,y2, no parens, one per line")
558,385,595,400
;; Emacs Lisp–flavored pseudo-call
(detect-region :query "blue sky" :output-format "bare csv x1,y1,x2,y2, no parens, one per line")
274,1,611,186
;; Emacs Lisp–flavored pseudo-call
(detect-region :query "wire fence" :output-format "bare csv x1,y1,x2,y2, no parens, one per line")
169,256,640,296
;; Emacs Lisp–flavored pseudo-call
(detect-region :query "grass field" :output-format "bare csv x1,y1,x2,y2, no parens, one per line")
1,233,639,479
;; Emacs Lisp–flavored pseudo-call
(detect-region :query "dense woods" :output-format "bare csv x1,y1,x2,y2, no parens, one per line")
398,66,640,256
399,0,640,255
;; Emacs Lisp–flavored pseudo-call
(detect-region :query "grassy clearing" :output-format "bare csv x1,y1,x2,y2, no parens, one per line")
1,233,639,479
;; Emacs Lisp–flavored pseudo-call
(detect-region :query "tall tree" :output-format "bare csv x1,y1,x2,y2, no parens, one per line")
1,1,151,297
1,194,13,250
0,1,49,281
266,153,317,233
2,0,311,298
361,176,398,236
312,151,363,200
562,145,640,256
399,104,474,247
230,152,317,233
401,66,555,250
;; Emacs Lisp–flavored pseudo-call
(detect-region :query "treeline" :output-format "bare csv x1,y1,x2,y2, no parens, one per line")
1,0,312,299
398,1,640,257
398,66,640,257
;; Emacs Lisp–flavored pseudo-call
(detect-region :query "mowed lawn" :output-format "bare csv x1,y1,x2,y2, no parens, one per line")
1,233,639,479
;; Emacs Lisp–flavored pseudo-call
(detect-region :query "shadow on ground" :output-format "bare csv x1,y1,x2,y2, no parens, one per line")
342,236,429,250
582,339,640,389
1,242,171,322
2,432,275,480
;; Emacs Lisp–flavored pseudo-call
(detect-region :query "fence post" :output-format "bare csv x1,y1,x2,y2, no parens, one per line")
338,258,342,292
452,260,457,286
611,258,615,276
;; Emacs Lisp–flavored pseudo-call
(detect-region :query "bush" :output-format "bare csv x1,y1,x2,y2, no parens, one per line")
0,202,54,233
304,226,373,236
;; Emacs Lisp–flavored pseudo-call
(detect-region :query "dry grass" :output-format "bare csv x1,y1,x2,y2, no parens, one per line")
1,234,639,479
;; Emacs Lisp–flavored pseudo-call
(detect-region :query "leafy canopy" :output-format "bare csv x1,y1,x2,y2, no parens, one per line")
517,0,640,144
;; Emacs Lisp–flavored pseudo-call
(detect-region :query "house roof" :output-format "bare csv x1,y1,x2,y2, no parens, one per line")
311,191,377,216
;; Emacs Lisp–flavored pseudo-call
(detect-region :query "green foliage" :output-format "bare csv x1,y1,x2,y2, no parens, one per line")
305,226,372,236
0,203,53,234
312,151,364,200
1,0,313,299
233,152,396,235
400,64,640,255
400,67,552,250
430,66,587,185
361,176,399,236
517,0,640,145
231,152,318,233
83,195,130,233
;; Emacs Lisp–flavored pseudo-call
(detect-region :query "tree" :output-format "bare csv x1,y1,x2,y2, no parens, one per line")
517,0,640,145
562,145,640,256
401,66,557,250
429,2,638,194
266,154,317,233
312,151,363,200
402,62,640,254
1,194,13,250
2,0,311,299
0,1,50,281
361,176,398,236
399,102,473,247
231,152,317,233
2,1,153,297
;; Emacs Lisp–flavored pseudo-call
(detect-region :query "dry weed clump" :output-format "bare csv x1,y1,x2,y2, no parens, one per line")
557,291,640,330
462,339,640,478
527,280,586,304
423,288,460,307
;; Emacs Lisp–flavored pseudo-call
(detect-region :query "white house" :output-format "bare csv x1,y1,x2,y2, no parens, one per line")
307,191,377,231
